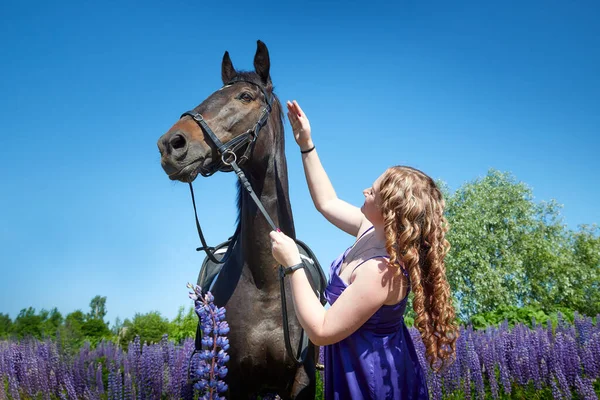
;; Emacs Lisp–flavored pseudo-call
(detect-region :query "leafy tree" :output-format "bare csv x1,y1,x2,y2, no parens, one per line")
564,225,600,315
89,295,107,321
82,318,111,345
169,306,198,344
112,316,123,336
121,311,170,349
0,313,12,338
41,307,63,338
445,170,539,319
60,310,87,350
12,307,43,339
444,169,600,320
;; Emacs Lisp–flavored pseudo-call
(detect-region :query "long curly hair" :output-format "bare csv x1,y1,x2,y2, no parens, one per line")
378,166,458,372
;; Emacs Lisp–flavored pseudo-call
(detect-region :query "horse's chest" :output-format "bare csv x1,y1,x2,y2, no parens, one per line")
227,288,295,365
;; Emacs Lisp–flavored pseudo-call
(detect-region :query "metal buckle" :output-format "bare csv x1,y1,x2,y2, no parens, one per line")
221,150,237,166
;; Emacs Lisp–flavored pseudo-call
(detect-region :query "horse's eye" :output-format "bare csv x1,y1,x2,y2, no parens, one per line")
239,92,253,102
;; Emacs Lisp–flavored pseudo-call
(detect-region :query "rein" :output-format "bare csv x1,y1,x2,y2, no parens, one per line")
183,79,312,366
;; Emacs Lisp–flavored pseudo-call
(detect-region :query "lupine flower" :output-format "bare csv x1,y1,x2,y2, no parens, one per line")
574,375,597,400
2,310,600,399
188,283,230,400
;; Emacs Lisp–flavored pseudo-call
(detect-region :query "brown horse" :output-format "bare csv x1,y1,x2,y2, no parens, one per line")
157,41,316,399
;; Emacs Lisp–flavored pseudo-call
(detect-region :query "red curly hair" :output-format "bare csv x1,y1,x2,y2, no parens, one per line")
378,166,458,372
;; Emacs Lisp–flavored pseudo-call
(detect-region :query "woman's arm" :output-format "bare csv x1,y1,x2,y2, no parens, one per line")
287,100,366,236
270,230,392,346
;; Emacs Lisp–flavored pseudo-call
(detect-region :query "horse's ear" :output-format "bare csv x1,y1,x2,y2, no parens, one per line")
222,51,236,84
253,40,271,85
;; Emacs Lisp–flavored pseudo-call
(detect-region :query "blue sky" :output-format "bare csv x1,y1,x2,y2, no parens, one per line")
1,0,598,326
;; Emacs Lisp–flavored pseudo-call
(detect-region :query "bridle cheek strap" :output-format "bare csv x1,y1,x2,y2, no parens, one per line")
180,80,273,176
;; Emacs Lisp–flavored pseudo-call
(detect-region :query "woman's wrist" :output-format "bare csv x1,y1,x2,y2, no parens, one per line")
300,141,315,153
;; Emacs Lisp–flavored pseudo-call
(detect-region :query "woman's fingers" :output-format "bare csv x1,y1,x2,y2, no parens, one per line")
292,100,303,117
287,100,302,117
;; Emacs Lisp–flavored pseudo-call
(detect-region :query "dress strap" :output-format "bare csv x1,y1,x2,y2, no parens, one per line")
350,255,390,275
342,226,375,264
350,257,410,282
356,225,374,241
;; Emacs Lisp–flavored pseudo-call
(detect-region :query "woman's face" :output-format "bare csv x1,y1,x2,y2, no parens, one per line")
361,173,385,225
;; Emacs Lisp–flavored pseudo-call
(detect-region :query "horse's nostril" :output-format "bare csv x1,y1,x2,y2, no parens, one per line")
170,134,187,150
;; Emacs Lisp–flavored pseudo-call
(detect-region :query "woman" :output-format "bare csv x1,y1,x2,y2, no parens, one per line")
269,100,459,399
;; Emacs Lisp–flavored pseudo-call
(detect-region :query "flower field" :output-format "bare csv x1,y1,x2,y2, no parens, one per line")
1,314,598,399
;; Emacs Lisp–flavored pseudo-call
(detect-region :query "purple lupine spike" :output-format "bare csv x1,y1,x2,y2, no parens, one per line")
591,332,600,380
482,338,499,399
580,344,596,379
528,328,542,390
178,337,196,400
188,283,230,400
429,369,442,400
86,361,95,391
0,378,6,400
550,378,563,400
498,324,512,396
7,344,21,400
574,375,597,400
107,365,116,400
468,341,485,400
554,366,572,400
49,369,58,397
63,372,78,400
564,333,581,385
154,344,164,397
96,363,104,394
536,325,552,385
123,372,133,400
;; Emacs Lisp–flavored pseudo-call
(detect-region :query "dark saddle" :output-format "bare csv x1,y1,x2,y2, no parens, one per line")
197,237,328,306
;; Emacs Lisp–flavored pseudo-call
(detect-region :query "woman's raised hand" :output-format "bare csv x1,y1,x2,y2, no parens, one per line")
286,100,313,151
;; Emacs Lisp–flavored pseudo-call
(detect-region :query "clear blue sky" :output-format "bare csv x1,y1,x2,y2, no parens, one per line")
1,1,598,326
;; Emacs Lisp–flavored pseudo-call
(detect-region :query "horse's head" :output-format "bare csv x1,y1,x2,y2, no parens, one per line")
158,40,275,182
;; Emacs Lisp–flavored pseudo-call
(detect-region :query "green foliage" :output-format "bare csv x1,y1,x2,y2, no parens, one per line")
0,312,12,338
445,170,540,319
88,295,107,321
467,304,578,330
121,311,171,349
12,307,43,339
57,310,87,352
567,224,600,316
41,307,63,338
168,305,197,344
81,318,111,346
444,169,600,320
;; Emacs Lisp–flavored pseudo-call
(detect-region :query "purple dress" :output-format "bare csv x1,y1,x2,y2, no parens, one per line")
323,229,430,399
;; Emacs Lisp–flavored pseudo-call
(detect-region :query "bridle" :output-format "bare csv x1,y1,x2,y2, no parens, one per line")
181,79,313,366
180,77,273,178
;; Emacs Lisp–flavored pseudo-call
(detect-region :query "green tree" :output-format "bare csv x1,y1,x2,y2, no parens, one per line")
565,225,600,315
0,313,13,338
444,169,600,320
60,310,87,350
169,306,197,344
89,295,107,321
41,307,63,338
122,311,170,349
12,307,43,339
444,170,573,319
82,318,111,345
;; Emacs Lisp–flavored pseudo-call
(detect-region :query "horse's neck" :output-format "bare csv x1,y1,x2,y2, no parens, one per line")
239,150,294,288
